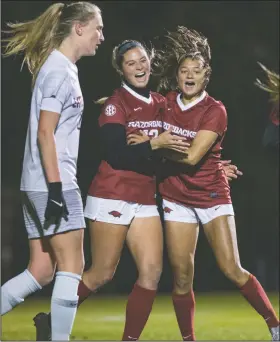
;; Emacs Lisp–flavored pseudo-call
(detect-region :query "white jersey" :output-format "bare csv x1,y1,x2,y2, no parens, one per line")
20,50,84,191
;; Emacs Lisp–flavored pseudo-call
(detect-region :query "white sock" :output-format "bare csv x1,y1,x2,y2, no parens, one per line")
51,271,81,341
1,269,42,315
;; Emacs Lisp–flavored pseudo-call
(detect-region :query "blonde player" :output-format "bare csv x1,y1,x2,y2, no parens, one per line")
1,2,104,340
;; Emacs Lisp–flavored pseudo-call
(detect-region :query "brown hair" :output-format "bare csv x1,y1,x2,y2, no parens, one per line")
2,2,101,87
95,40,155,105
153,26,212,93
112,39,155,75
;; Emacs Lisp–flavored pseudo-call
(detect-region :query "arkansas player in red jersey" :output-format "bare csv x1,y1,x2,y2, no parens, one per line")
154,27,279,341
82,40,189,341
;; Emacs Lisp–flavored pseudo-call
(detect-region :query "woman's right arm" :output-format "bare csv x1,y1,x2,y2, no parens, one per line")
100,124,189,170
38,70,70,223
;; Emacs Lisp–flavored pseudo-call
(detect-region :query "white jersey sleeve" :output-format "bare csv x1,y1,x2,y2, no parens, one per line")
40,71,70,114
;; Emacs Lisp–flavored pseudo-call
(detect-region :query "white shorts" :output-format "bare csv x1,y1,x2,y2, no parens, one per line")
22,189,86,239
84,196,159,225
162,199,234,225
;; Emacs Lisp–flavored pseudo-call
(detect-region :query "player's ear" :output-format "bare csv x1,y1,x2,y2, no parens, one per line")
74,22,83,36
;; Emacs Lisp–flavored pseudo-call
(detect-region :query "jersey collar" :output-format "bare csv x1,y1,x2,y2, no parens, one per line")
122,83,152,104
177,91,207,111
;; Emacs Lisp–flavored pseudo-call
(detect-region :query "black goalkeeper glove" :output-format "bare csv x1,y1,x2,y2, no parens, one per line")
44,182,69,226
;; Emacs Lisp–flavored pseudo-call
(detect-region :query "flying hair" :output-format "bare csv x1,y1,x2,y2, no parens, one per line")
2,2,101,88
255,62,279,103
153,26,212,93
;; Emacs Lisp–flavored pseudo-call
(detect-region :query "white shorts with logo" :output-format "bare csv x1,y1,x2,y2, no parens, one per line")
162,199,234,225
84,196,159,225
22,189,86,239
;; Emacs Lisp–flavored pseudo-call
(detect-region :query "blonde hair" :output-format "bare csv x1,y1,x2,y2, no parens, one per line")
2,2,101,88
94,97,108,105
255,62,279,103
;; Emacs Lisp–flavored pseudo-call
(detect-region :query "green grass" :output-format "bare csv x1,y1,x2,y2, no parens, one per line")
1,293,279,340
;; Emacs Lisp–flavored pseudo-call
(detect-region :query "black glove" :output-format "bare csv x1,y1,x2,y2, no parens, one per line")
44,182,69,225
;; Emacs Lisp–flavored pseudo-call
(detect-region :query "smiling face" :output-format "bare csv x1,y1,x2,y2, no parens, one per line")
177,57,209,104
121,47,151,88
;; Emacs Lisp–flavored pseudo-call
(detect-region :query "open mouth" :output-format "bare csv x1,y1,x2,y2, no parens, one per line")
185,81,195,87
135,72,146,79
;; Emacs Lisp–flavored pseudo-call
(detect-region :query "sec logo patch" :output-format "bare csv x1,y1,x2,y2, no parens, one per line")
105,104,116,116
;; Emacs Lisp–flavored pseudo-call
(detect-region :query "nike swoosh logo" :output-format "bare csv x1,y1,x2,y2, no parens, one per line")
51,199,63,207
128,337,137,340
214,206,221,211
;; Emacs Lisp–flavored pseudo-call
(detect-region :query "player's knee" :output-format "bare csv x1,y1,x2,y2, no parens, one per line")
57,257,85,275
173,261,194,292
53,237,85,275
138,262,162,288
173,273,193,293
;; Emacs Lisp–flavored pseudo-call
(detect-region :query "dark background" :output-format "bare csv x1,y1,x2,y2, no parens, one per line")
1,1,279,295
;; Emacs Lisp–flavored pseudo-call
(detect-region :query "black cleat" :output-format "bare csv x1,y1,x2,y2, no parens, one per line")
33,312,51,341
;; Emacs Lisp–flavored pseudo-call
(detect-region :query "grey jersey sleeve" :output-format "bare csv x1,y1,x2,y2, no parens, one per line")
40,71,70,114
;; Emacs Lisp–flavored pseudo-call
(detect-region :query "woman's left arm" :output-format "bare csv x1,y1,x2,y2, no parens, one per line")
163,130,217,165
164,104,227,165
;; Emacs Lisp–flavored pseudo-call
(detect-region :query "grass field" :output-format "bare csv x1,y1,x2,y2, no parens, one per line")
1,292,279,340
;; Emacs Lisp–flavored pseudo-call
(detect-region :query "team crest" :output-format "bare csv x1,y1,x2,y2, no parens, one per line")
72,96,83,108
163,207,173,214
108,210,122,218
105,104,116,116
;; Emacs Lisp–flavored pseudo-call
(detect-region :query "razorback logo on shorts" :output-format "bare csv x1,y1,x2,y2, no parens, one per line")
108,210,122,218
163,207,173,214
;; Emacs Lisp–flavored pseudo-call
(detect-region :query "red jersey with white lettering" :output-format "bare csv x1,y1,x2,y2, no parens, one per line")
159,91,231,208
88,84,165,204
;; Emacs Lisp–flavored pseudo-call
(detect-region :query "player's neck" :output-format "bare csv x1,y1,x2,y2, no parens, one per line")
180,91,204,105
123,79,150,99
58,38,81,64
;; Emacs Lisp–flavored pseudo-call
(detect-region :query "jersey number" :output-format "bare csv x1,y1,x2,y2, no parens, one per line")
143,129,159,138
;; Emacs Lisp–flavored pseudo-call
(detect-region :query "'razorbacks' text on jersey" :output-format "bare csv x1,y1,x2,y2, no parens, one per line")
20,50,84,191
88,83,165,204
159,91,231,208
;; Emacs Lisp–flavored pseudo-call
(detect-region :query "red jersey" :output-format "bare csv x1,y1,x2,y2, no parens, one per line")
159,91,231,208
88,84,165,204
